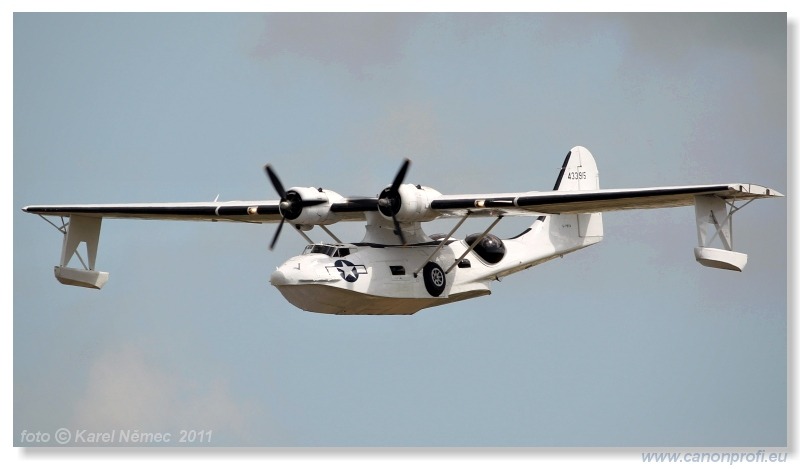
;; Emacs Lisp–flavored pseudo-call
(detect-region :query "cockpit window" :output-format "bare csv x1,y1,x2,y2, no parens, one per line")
303,245,334,256
302,244,351,257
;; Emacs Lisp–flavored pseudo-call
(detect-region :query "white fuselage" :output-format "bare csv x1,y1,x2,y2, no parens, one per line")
269,216,602,314
270,241,488,315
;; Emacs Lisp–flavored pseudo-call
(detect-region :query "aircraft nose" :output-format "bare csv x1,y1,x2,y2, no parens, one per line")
269,269,288,286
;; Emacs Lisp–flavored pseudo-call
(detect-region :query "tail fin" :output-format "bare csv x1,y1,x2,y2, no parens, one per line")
552,145,600,192
516,146,603,250
551,146,603,242
499,147,604,275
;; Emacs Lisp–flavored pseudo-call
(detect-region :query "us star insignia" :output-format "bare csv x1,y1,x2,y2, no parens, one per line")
328,260,368,282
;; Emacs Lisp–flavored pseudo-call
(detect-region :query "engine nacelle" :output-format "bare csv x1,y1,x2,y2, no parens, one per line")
282,187,342,225
378,184,441,222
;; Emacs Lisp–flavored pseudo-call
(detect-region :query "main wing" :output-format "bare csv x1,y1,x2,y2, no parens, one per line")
428,145,780,218
429,183,781,218
22,184,781,222
22,196,379,223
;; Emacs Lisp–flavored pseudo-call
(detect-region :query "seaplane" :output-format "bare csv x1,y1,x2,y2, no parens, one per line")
23,146,782,315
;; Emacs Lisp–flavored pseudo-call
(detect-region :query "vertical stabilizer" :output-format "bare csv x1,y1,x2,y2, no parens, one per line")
513,146,603,259
552,145,600,192
547,146,604,244
502,147,605,277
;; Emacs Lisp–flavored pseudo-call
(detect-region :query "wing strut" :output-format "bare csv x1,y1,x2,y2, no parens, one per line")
445,216,503,274
319,225,343,244
412,212,471,278
291,224,314,245
37,214,69,234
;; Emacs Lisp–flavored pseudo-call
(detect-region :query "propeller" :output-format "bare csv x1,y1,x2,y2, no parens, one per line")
377,159,411,245
264,165,287,250
264,164,309,250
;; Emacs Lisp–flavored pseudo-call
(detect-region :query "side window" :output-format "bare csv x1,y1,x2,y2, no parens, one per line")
389,265,406,275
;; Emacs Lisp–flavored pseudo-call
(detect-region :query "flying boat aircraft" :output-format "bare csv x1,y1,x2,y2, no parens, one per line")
23,146,783,314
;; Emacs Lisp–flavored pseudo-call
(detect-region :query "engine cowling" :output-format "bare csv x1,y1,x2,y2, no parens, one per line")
281,187,342,225
378,183,441,222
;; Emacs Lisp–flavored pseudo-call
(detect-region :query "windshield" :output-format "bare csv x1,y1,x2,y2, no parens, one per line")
302,244,351,257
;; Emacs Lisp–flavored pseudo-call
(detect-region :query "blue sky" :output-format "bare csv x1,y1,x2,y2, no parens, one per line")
12,12,787,449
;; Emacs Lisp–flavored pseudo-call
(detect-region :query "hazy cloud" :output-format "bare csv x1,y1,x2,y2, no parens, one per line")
252,13,421,74
72,344,250,444
355,101,442,161
617,13,785,62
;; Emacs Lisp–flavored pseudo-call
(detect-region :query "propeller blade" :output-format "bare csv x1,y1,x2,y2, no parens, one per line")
390,159,411,193
264,164,287,198
391,213,406,245
270,217,285,251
